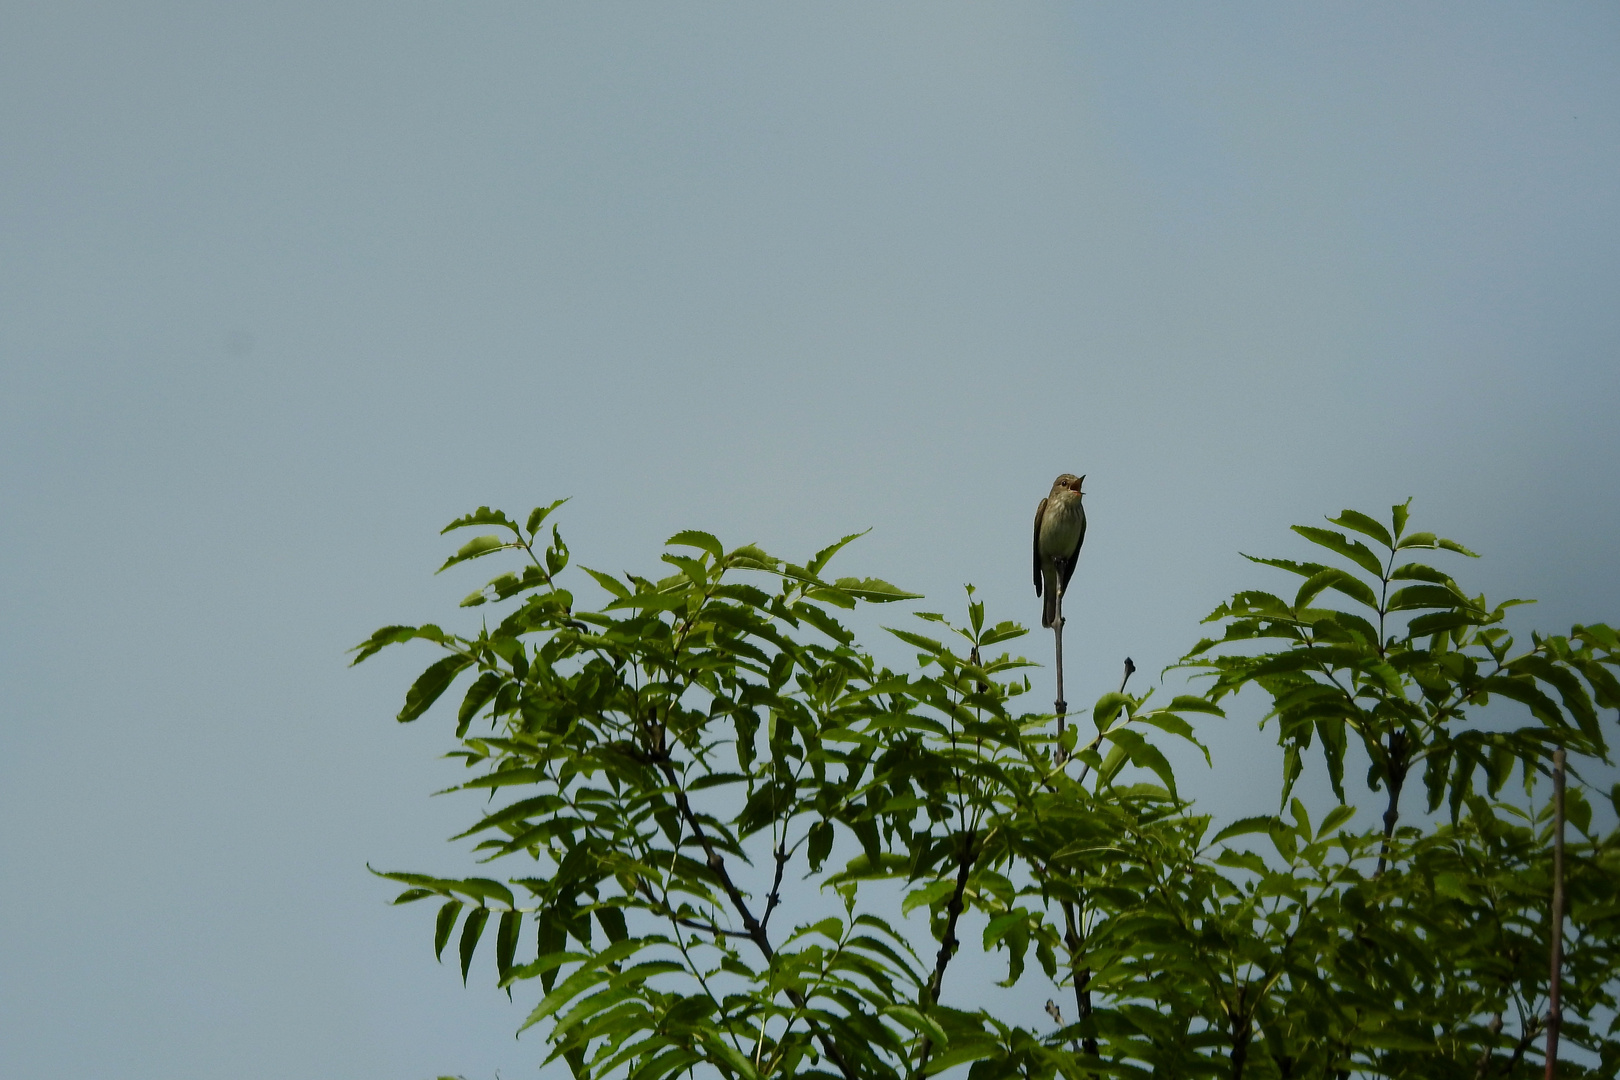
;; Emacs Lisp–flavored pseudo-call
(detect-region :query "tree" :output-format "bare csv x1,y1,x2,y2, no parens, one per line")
354,500,1620,1079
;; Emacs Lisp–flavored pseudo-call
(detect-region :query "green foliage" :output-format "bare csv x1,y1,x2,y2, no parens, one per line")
357,501,1620,1079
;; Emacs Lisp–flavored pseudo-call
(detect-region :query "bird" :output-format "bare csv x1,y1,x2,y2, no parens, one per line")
1033,474,1087,629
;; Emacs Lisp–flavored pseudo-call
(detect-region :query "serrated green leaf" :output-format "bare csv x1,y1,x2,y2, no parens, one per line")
580,565,631,600
437,535,510,575
833,576,921,602
1317,803,1356,838
1210,816,1277,845
1391,498,1411,539
456,671,502,738
887,627,945,654
1388,584,1473,612
525,499,569,537
399,654,474,723
1328,508,1393,549
349,623,448,665
443,507,523,536
1291,526,1385,578
666,530,724,560
807,530,870,576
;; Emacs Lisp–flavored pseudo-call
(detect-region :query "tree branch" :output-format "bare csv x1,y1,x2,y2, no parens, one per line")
910,826,983,1079
657,761,861,1080
1061,899,1099,1057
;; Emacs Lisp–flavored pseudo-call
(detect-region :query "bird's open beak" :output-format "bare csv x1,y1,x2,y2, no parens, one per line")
1071,475,1086,493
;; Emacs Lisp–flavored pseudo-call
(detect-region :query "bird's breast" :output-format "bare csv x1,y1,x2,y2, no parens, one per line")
1038,493,1085,556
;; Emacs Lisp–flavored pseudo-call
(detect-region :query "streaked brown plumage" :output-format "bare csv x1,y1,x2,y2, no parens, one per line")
1033,473,1087,629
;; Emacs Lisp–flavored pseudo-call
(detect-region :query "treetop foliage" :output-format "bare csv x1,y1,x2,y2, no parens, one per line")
356,499,1620,1079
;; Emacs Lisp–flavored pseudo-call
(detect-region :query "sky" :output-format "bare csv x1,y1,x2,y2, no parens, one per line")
2,4,1617,1077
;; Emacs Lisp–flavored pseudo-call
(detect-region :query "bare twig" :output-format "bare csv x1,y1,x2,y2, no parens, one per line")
1054,592,1068,759
759,844,791,933
1072,658,1136,785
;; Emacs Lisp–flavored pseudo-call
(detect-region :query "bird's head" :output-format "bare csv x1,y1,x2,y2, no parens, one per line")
1052,473,1085,497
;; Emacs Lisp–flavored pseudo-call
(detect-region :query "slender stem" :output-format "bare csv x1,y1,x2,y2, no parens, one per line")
657,762,859,1080
1505,1014,1544,1076
1054,591,1067,758
911,824,984,1079
1374,731,1409,877
1472,1013,1504,1079
1545,748,1566,1080
1061,900,1099,1057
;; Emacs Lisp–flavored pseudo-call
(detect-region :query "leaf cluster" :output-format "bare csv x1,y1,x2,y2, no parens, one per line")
357,501,1620,1079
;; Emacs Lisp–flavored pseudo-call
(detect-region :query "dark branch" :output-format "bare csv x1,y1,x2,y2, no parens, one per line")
910,828,980,1079
657,761,861,1080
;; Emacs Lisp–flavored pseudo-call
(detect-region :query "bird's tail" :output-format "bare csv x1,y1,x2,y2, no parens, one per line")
1041,571,1059,629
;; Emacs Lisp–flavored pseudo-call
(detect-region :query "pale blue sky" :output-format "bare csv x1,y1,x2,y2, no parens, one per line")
3,4,1617,1077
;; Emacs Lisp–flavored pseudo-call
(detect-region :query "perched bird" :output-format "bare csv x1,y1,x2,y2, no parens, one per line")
1033,473,1087,629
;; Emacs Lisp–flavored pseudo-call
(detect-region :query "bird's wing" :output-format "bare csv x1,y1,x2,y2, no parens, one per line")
1056,505,1086,595
1032,497,1048,595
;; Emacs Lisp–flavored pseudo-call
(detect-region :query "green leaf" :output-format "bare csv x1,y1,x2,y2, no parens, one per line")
1166,695,1224,716
349,623,448,665
1567,787,1592,836
459,907,490,984
519,938,644,1031
807,530,871,576
902,880,957,916
1296,567,1380,611
808,820,834,872
796,603,854,645
436,535,509,574
888,627,945,655
1317,804,1355,839
726,543,779,571
399,654,474,723
701,1032,762,1080
435,899,463,961
1397,531,1479,556
1210,816,1277,845
666,530,724,561
1391,498,1411,540
1093,692,1130,733
832,576,921,602
525,499,569,537
1328,508,1393,549
456,671,502,738
1387,584,1473,612
443,506,523,536
1291,526,1385,578
595,906,628,943
1104,727,1179,796
1407,611,1489,636
1390,562,1454,584
496,909,522,983
580,566,630,600
1289,797,1311,837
